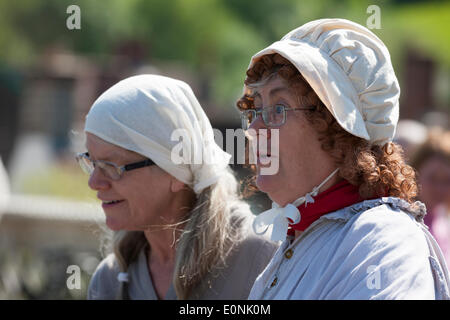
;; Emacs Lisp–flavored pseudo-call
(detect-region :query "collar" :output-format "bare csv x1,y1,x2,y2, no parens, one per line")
288,180,363,233
253,168,341,241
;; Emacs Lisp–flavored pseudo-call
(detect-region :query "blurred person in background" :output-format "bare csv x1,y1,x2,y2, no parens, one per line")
236,18,449,299
421,111,449,132
394,119,428,163
412,128,450,267
79,75,277,300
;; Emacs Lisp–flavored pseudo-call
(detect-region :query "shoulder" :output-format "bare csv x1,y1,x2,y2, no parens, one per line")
230,202,279,261
233,207,279,263
230,213,279,282
238,230,279,266
197,209,279,299
323,199,435,299
342,201,432,272
347,199,429,252
321,197,429,254
202,229,278,300
87,253,121,300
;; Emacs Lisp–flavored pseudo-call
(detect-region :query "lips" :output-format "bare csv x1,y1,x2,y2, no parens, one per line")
103,200,123,205
252,139,271,158
99,196,125,209
257,140,272,161
246,129,277,165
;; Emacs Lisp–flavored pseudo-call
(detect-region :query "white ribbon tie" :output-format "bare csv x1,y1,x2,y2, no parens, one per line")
252,168,339,242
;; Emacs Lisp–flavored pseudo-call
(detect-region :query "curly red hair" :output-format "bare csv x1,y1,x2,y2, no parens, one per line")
237,54,418,203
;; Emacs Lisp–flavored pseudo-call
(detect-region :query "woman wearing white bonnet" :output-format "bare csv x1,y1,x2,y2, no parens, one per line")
237,18,450,299
79,74,278,299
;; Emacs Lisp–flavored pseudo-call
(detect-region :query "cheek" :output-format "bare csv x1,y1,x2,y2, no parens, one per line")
112,179,149,212
120,191,161,229
277,127,306,168
274,121,322,185
255,134,294,188
125,182,155,210
126,174,172,214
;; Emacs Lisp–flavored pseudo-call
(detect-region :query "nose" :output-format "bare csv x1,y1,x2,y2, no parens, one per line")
88,168,111,191
248,112,266,131
248,113,271,140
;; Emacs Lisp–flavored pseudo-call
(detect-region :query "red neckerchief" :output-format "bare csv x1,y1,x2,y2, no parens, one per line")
288,180,364,235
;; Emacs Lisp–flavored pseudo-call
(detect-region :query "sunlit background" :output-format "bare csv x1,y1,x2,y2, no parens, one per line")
0,0,449,299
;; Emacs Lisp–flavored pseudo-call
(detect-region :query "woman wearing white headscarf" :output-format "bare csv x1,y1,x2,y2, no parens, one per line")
80,74,278,300
236,18,450,299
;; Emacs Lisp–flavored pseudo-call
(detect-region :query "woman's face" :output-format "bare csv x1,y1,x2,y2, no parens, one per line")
85,133,185,231
248,76,337,206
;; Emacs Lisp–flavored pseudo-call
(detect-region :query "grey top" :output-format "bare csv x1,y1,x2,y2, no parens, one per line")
87,231,278,300
249,197,450,300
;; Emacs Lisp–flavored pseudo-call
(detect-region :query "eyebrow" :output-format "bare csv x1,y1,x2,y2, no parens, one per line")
249,86,291,99
86,150,126,163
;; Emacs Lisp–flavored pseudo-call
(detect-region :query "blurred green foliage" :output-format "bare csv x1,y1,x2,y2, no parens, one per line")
0,0,449,107
21,163,96,201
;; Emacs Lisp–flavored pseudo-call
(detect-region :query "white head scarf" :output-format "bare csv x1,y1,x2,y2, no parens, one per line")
85,74,231,194
247,18,400,146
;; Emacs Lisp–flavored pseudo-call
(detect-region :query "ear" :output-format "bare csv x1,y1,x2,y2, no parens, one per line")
170,177,187,193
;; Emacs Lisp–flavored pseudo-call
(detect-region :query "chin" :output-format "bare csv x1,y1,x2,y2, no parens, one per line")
105,216,124,231
256,165,293,205
256,172,280,197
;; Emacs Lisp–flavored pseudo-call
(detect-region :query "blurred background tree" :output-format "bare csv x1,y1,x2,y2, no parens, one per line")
0,0,449,204
0,0,448,109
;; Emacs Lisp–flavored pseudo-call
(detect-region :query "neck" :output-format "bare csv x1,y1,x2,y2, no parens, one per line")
144,189,195,264
274,169,341,207
144,228,179,264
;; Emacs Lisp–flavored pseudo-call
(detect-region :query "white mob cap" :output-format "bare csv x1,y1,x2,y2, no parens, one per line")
247,18,400,145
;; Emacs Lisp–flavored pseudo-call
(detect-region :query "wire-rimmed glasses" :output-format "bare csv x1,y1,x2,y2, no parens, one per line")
240,104,315,130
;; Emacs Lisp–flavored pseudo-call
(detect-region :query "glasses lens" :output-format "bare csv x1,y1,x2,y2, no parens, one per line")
241,113,249,130
241,110,255,130
77,155,94,175
77,154,121,180
263,105,285,126
97,162,121,180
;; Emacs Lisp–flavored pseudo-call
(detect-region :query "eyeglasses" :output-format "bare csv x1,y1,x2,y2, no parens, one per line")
76,152,155,181
240,104,315,130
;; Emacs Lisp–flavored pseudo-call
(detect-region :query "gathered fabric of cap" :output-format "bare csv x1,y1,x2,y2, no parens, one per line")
247,18,400,146
85,74,231,194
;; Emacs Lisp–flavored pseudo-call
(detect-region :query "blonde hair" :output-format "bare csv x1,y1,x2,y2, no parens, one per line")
110,168,252,299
